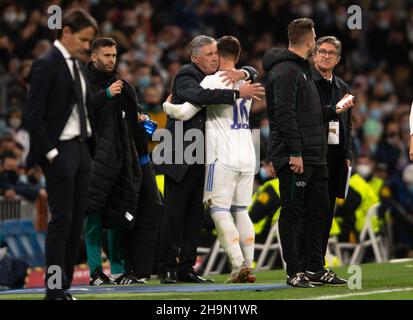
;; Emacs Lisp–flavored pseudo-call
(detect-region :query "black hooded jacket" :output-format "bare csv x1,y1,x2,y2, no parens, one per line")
84,62,143,229
263,48,327,171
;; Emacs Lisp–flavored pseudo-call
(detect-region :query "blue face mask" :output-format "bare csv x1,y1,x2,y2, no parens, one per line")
359,103,367,115
369,109,382,121
260,126,270,139
259,167,269,181
19,174,28,184
137,76,151,88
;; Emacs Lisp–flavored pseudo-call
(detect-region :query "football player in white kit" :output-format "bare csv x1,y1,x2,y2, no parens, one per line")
163,36,264,283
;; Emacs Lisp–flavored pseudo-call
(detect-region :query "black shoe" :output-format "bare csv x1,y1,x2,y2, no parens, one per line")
65,292,77,300
45,291,75,300
306,269,348,286
177,271,214,283
89,268,116,286
44,294,70,300
114,273,147,285
160,271,178,284
286,273,314,288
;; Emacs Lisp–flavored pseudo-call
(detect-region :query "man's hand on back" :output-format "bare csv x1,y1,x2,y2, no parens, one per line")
239,80,265,101
219,69,247,86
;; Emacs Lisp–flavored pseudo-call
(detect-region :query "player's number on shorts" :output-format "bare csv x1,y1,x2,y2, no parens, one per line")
231,98,249,129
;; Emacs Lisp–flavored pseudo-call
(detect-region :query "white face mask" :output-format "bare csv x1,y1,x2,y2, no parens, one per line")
357,164,372,178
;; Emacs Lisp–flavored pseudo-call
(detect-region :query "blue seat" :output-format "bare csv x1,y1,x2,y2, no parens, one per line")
0,219,45,267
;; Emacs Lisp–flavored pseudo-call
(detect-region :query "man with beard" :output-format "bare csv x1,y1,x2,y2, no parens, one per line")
84,37,163,285
263,18,351,288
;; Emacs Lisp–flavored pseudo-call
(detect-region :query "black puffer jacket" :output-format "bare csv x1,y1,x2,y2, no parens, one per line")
85,62,142,229
263,48,327,171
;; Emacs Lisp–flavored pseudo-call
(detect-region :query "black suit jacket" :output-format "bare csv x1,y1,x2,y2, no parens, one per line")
311,65,353,161
25,45,95,167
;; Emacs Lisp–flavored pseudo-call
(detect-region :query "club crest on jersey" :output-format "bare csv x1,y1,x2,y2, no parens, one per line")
296,181,306,187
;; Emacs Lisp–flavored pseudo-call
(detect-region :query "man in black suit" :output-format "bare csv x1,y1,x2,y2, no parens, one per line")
311,36,353,266
25,9,98,300
157,35,264,284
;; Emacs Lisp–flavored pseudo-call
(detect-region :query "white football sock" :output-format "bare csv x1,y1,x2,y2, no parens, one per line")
232,207,255,269
210,207,244,270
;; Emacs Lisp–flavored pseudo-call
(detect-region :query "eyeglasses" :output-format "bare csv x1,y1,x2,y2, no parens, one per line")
317,49,338,57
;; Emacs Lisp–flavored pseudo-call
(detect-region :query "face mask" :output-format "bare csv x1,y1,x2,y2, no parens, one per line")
102,22,113,34
381,102,395,114
137,76,151,88
359,103,367,114
259,167,269,181
369,143,377,154
39,175,46,187
369,109,382,121
9,118,21,129
157,41,168,50
336,15,347,26
357,164,372,178
382,80,393,94
19,174,28,184
377,20,390,30
3,11,17,24
260,126,270,139
316,1,329,13
133,34,146,47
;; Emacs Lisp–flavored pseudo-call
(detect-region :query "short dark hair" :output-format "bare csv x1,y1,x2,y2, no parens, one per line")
91,37,117,53
217,36,241,60
56,9,98,40
287,18,315,46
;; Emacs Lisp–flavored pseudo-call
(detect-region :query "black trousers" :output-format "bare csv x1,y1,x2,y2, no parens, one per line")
43,139,91,298
277,164,329,276
159,164,204,274
120,164,163,276
323,149,344,261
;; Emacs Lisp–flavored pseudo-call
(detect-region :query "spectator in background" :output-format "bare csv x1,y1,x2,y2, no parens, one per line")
5,108,29,165
0,151,46,202
375,118,404,175
382,164,413,258
0,136,15,155
142,86,167,153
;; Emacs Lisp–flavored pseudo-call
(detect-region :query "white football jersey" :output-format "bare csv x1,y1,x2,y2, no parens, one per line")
201,71,255,174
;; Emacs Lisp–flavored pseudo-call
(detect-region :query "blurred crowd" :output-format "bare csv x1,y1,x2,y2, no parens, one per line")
0,0,412,256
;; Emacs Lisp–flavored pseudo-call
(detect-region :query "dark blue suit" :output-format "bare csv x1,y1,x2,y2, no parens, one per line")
25,45,95,298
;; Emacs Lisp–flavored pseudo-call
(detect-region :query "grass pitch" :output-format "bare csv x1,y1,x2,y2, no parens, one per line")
1,261,413,300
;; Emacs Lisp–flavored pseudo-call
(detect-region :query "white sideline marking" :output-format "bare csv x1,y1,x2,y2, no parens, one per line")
306,287,413,300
